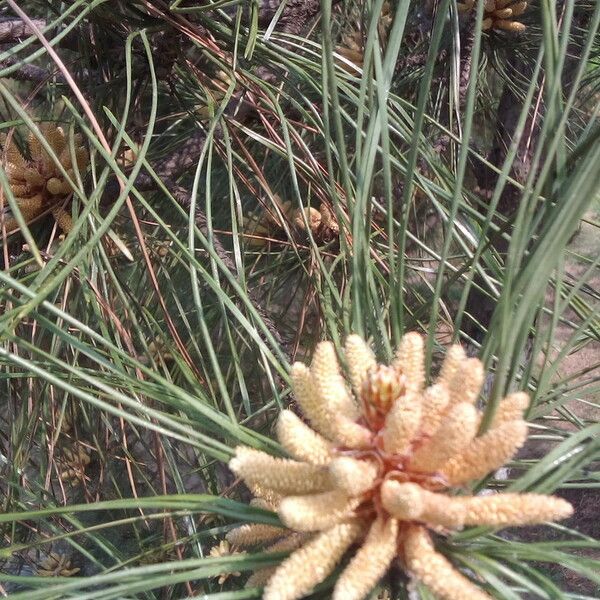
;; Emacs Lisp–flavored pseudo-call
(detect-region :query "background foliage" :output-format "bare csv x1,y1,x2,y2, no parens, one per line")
1,0,599,597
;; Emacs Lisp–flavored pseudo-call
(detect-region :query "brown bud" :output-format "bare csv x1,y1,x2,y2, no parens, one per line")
361,365,405,412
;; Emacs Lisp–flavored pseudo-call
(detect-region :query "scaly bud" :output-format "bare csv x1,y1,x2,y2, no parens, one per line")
361,365,405,413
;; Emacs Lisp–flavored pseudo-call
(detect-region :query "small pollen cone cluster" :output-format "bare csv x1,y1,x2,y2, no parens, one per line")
209,540,245,584
58,442,92,485
244,195,339,248
1,124,88,234
35,551,80,577
228,333,573,600
336,2,393,72
458,0,528,32
196,69,233,120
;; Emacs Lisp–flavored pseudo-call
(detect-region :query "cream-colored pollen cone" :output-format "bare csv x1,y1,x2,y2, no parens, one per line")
276,410,332,465
227,333,573,600
329,456,378,496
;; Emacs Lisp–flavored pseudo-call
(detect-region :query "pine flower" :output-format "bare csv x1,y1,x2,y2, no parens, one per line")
457,0,528,33
418,383,450,436
243,196,339,248
345,334,377,395
381,481,467,529
229,333,573,600
1,124,88,235
58,443,91,485
335,2,393,72
440,420,529,486
276,410,332,465
226,523,287,547
392,331,425,395
229,446,332,494
209,540,245,585
263,521,364,600
403,525,490,600
196,69,233,120
35,551,79,577
246,533,312,588
279,490,360,531
328,456,378,495
410,403,479,472
331,517,398,600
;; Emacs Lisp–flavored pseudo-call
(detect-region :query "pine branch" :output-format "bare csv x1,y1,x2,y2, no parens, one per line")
0,49,61,83
213,0,328,34
0,17,45,42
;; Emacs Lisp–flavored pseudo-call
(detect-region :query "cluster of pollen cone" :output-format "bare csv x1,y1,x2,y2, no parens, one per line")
458,0,528,32
1,124,88,233
228,333,573,600
244,196,339,248
336,2,393,71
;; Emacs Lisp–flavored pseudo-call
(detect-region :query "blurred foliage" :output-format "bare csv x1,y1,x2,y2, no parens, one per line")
0,0,599,598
